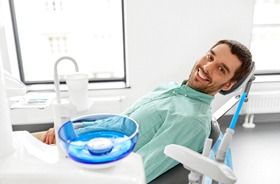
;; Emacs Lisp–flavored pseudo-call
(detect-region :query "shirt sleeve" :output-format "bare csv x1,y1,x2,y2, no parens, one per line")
135,115,210,183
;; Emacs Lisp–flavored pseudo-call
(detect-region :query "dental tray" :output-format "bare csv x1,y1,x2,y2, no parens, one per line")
58,114,139,168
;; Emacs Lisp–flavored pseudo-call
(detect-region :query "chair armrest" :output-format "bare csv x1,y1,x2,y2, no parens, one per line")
164,144,237,184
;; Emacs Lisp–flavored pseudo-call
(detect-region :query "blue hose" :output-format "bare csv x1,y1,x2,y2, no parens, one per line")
229,92,247,130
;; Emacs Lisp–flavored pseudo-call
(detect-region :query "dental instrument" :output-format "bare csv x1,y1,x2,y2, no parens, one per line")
215,92,247,164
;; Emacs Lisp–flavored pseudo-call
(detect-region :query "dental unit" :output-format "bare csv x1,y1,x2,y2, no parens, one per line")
0,55,145,184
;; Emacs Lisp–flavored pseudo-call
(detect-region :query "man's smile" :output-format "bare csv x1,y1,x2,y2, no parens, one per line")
196,68,211,82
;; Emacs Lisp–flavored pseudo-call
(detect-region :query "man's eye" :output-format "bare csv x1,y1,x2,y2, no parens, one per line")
206,54,214,61
219,66,225,73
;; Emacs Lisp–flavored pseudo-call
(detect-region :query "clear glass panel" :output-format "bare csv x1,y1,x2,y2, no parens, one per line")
11,0,125,83
251,26,280,73
253,1,280,24
251,0,280,74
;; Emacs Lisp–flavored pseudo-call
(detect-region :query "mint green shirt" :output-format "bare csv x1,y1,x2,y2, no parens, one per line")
122,82,214,183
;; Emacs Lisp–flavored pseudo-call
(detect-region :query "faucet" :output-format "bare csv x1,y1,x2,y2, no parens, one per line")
54,56,79,104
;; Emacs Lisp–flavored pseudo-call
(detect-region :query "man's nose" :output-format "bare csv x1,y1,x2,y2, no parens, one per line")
203,62,215,74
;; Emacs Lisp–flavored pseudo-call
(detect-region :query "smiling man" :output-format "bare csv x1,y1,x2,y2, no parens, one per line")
122,40,253,183
187,41,246,95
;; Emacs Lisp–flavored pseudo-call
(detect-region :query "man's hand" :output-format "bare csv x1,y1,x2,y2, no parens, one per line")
42,128,56,144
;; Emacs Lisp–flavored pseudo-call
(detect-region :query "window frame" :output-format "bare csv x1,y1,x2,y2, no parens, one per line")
9,0,128,86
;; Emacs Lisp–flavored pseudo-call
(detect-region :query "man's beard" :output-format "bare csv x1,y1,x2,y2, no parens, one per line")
187,64,229,95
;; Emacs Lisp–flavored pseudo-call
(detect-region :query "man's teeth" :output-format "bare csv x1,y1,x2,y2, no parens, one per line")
198,69,208,80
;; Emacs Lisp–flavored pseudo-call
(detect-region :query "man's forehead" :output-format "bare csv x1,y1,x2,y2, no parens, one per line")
211,43,230,52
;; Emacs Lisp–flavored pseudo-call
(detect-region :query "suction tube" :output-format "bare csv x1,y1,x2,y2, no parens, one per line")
216,92,247,163
229,92,247,130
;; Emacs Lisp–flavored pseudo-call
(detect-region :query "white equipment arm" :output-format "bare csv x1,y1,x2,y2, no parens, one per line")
164,144,237,184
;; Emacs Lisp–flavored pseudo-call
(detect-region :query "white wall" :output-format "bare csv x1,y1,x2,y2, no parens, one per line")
123,0,256,112
1,0,261,125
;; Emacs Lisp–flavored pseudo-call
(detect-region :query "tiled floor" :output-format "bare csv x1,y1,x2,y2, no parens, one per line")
221,120,280,184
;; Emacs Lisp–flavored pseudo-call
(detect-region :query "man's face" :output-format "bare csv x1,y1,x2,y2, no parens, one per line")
187,44,242,95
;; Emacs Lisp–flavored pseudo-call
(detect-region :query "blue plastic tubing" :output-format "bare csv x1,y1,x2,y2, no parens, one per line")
229,92,247,130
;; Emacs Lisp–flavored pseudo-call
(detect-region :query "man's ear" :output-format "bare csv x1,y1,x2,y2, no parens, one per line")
221,80,237,91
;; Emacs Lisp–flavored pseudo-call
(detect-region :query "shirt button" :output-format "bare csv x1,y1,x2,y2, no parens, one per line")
173,91,176,94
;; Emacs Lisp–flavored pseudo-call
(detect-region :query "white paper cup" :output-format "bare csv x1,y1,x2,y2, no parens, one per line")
66,73,89,111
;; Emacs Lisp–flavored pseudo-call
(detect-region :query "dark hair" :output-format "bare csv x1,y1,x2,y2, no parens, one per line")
211,40,253,83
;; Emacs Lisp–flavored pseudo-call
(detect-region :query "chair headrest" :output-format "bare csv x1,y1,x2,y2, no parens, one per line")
219,62,255,95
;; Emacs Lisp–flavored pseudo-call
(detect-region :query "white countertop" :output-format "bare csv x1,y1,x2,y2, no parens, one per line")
0,131,146,184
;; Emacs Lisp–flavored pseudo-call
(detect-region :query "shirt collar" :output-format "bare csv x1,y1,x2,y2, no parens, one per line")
180,80,214,104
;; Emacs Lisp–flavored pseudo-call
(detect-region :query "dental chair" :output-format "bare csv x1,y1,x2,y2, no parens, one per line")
150,62,255,184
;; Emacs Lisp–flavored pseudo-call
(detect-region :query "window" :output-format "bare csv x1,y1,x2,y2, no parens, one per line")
9,0,126,85
250,0,280,74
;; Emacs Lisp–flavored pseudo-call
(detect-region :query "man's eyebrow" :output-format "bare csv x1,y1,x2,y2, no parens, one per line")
221,63,230,74
210,50,216,56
